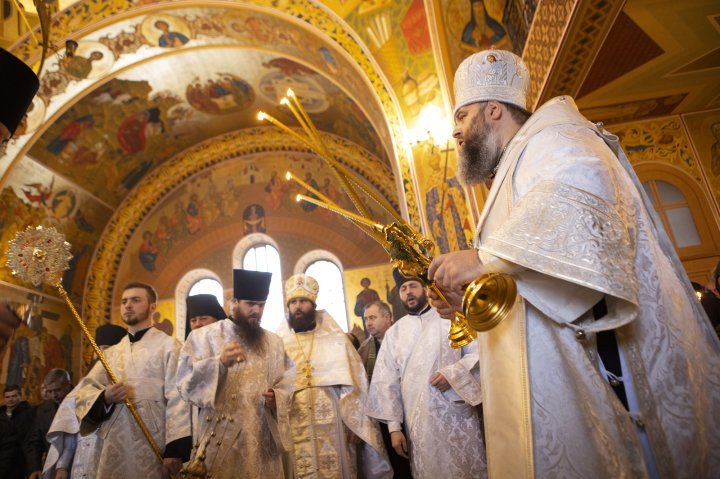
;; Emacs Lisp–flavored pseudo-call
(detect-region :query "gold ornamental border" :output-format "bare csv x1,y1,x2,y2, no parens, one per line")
81,126,395,366
10,0,420,229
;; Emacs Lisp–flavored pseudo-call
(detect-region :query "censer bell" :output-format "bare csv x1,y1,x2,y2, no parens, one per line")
462,273,517,332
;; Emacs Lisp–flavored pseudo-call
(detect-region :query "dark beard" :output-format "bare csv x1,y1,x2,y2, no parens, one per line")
231,313,265,352
457,120,503,185
402,290,429,314
289,308,316,332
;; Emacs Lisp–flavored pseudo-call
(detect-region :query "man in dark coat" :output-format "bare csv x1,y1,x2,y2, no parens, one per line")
23,368,72,479
0,384,34,479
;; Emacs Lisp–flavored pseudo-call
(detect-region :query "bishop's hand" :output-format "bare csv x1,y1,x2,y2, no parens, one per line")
427,288,463,320
428,249,485,293
262,389,276,411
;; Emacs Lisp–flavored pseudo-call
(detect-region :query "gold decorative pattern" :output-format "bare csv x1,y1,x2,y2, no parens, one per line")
611,117,702,182
522,0,576,110
82,126,394,364
538,0,625,104
9,0,420,232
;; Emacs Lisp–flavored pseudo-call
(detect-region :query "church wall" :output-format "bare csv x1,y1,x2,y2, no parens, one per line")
0,282,82,403
607,111,720,284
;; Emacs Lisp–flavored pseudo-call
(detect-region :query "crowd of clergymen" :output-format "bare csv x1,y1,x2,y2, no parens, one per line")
1,267,483,479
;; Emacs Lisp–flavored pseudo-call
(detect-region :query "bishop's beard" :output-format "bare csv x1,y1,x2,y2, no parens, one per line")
457,120,504,185
231,312,265,353
289,308,316,333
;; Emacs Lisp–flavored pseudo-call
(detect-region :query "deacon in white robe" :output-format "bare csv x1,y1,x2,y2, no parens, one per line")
277,274,392,479
74,283,192,478
177,269,295,479
429,49,720,478
42,324,127,479
366,270,486,479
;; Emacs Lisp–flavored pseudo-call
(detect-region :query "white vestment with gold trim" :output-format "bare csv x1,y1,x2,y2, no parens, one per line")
177,319,295,479
474,96,720,478
277,310,392,479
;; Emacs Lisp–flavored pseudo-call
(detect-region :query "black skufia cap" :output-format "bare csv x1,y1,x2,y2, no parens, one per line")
0,48,40,135
393,267,424,289
95,323,127,347
186,294,227,321
233,269,272,301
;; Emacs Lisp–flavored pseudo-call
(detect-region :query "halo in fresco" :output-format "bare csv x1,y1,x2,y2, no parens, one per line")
258,70,329,113
14,96,46,136
61,41,114,80
185,73,256,115
140,14,193,48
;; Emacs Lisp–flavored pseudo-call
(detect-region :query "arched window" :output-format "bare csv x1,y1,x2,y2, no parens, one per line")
642,180,701,248
237,239,284,333
175,268,223,340
188,278,224,305
635,163,720,263
297,251,349,331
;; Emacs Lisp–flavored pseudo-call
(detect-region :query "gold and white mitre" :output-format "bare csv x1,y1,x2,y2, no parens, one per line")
453,49,531,115
285,273,319,303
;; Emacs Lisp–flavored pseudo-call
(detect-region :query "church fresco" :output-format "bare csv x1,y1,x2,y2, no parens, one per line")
0,285,82,403
28,47,385,207
116,151,392,292
61,41,114,80
412,138,474,255
0,159,112,299
682,110,720,209
438,0,536,77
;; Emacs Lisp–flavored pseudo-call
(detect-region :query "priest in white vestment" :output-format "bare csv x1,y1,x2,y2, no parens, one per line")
429,49,720,478
74,282,192,478
177,269,295,478
277,273,392,479
366,268,486,479
42,324,127,479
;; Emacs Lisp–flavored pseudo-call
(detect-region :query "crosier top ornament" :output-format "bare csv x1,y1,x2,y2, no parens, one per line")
7,225,72,287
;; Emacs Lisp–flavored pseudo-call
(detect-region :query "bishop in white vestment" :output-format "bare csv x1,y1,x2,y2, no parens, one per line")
366,269,486,479
429,49,720,478
177,269,295,478
277,274,392,479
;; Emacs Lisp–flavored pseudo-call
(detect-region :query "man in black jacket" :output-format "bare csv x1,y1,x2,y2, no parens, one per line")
0,384,34,479
24,368,72,479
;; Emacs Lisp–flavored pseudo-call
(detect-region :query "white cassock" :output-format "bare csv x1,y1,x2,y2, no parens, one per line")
176,319,295,479
41,387,99,479
74,327,192,478
472,95,720,478
366,306,487,479
276,310,392,479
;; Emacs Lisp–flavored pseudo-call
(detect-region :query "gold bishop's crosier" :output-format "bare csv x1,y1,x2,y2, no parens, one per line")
6,225,165,464
258,90,517,348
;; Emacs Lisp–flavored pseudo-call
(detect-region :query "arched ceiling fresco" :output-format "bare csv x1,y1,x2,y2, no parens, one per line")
2,0,718,326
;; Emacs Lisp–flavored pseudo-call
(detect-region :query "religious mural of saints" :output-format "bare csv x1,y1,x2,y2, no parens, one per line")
139,230,159,272
63,51,104,79
243,204,266,234
140,14,193,49
461,0,512,51
117,107,165,154
185,74,255,115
